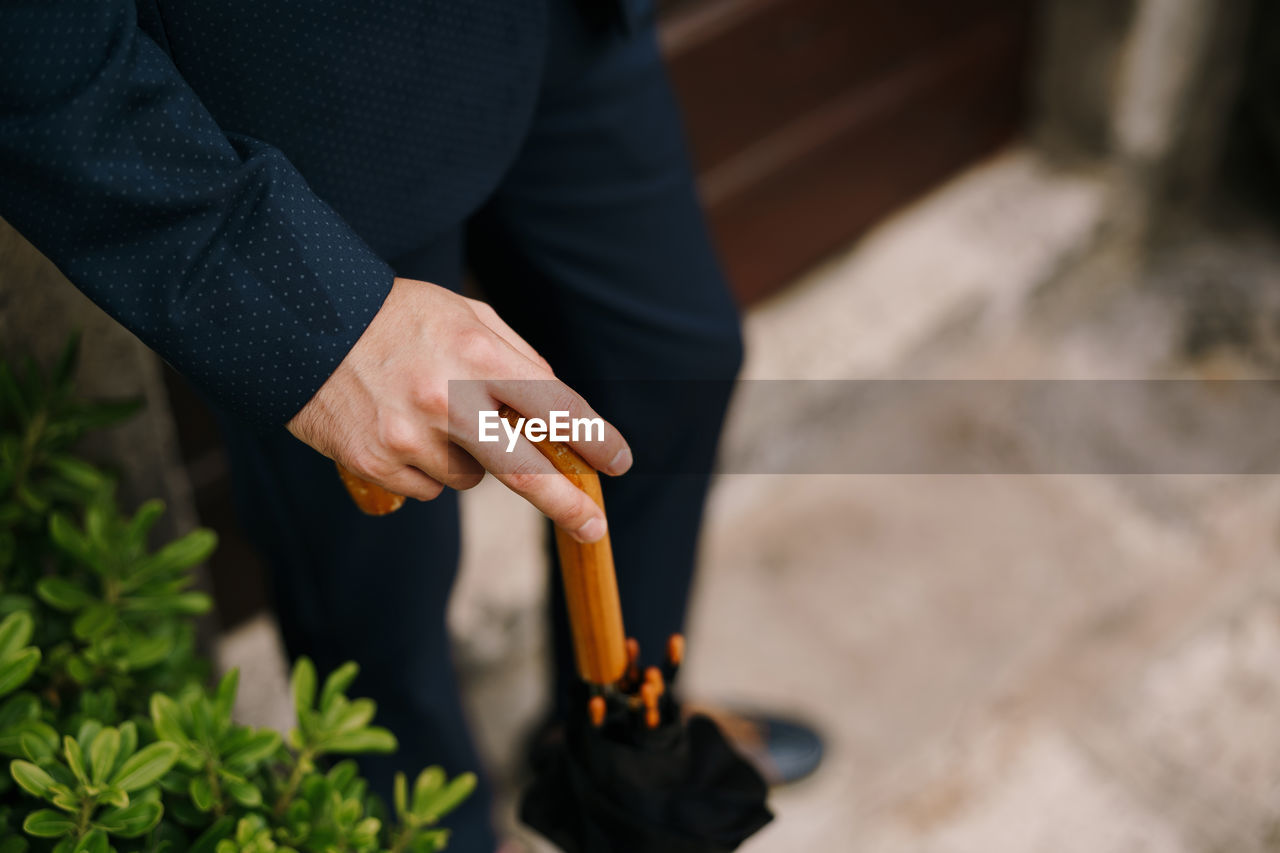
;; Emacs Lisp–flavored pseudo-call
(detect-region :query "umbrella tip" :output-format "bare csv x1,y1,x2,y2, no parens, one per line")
667,634,685,666
626,637,641,685
589,695,607,727
641,681,661,728
645,666,666,698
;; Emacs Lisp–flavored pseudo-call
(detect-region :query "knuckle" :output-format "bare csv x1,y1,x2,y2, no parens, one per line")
505,459,547,494
547,389,581,418
415,479,445,501
555,495,595,530
454,326,500,372
379,417,419,456
451,470,484,491
345,449,387,481
410,382,449,417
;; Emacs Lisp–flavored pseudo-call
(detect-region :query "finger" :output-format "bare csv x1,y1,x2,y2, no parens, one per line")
464,431,608,542
381,422,484,492
440,443,485,491
488,378,632,476
467,298,553,373
375,465,446,502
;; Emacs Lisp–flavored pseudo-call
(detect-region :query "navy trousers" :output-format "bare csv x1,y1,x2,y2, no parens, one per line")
217,4,742,850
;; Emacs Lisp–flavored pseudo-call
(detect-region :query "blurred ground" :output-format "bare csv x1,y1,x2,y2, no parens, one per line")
218,146,1280,852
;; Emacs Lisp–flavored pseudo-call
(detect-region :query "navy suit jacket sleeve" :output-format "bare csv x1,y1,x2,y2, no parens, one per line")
0,0,395,427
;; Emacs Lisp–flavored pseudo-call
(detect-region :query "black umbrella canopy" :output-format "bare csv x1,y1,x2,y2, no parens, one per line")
511,412,772,853
522,675,773,853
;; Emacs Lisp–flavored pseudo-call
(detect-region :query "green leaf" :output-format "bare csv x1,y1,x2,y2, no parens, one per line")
352,817,381,845
110,741,178,792
120,630,172,669
343,697,379,733
0,835,29,853
318,662,359,712
22,809,75,838
50,787,80,813
72,602,116,641
127,530,217,588
116,722,137,764
20,729,57,762
98,786,128,809
88,727,120,785
11,759,56,798
0,362,29,424
45,455,107,494
16,483,49,515
149,694,190,747
0,611,34,656
47,515,91,565
0,692,39,728
188,774,214,812
120,592,211,615
63,735,88,785
411,828,450,853
291,657,316,720
94,799,164,838
123,499,164,542
213,669,239,721
394,771,408,817
418,772,476,823
321,726,396,755
64,656,93,685
71,829,106,853
0,720,58,760
169,591,213,614
75,720,102,756
223,776,262,808
223,730,280,771
188,816,235,853
83,501,108,549
412,766,445,814
0,647,40,697
35,577,93,613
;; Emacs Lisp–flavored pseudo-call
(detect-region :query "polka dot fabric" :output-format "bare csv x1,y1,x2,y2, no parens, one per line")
0,0,545,427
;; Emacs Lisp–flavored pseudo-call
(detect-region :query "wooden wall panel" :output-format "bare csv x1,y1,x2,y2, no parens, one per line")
660,0,1035,303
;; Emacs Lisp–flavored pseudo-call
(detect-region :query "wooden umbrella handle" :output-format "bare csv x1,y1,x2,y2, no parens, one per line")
335,408,628,686
336,463,406,515
498,406,628,687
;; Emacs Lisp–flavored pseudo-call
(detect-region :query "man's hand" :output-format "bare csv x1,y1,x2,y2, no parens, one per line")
286,277,632,543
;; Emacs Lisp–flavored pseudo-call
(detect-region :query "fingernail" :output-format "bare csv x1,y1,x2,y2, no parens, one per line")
608,447,633,475
574,516,607,543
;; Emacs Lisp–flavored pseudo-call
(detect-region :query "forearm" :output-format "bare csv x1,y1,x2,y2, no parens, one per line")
0,0,393,426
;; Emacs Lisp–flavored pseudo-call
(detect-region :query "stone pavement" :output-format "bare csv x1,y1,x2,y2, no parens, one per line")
218,147,1280,852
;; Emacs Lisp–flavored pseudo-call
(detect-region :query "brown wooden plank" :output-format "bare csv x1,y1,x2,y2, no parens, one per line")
661,0,1024,171
696,7,1032,303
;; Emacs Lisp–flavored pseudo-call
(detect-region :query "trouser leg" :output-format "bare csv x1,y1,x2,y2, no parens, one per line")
215,230,499,853
467,0,743,717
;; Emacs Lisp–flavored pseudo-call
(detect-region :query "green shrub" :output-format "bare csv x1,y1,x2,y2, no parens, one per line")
0,338,472,852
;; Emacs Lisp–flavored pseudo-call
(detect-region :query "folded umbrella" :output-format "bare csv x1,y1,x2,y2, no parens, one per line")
502,406,772,853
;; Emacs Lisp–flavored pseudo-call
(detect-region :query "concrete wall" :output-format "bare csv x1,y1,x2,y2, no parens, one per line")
1035,0,1256,219
0,219,198,548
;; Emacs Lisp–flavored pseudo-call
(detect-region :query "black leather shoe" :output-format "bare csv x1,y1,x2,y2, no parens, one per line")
683,704,825,787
